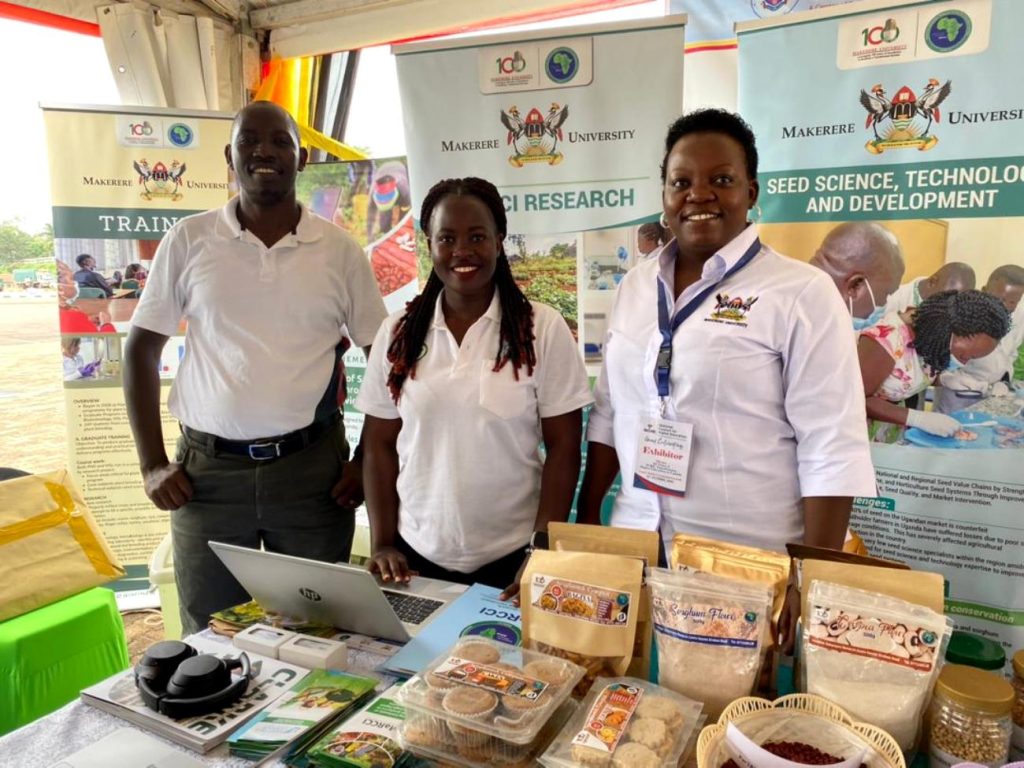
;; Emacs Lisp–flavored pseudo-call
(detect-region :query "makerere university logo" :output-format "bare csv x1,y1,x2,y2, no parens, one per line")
858,78,952,154
500,103,570,167
133,159,187,201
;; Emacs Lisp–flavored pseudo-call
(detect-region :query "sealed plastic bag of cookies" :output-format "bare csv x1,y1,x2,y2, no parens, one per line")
521,549,644,698
539,676,704,768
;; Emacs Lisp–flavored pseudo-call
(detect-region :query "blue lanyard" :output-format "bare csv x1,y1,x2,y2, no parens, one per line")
655,237,762,399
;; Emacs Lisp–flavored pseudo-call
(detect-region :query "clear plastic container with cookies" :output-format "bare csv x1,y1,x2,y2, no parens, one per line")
400,698,578,767
398,637,586,752
539,676,705,768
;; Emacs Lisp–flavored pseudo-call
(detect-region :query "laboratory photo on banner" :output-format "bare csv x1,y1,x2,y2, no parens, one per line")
580,222,669,365
759,217,1024,452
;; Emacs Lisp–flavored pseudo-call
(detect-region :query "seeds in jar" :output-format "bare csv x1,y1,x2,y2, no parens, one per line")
931,719,1010,764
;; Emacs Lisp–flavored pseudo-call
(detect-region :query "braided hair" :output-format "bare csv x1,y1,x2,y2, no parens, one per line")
911,289,1010,372
385,177,536,402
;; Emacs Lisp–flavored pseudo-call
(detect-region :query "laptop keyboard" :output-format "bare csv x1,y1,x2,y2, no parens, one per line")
382,590,446,626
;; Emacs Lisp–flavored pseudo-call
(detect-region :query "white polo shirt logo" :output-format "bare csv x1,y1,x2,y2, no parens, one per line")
705,292,761,327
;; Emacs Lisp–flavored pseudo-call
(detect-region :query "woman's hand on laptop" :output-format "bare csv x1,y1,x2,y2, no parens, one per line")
368,545,415,584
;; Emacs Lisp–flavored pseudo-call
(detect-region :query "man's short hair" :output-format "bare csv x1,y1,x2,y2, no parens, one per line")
75,254,92,267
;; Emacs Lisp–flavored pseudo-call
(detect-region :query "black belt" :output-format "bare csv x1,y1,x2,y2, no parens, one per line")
182,413,339,461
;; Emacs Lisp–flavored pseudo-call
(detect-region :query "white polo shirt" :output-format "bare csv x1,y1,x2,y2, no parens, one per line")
133,199,387,439
884,277,924,314
356,294,592,573
588,225,876,553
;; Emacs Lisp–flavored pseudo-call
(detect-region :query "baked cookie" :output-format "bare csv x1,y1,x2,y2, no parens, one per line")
452,640,502,664
611,742,660,768
626,717,668,752
448,721,491,747
570,744,612,767
401,716,445,748
523,659,573,687
442,686,498,720
635,695,683,727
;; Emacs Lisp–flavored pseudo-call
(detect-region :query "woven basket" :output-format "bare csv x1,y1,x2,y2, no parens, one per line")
696,694,905,768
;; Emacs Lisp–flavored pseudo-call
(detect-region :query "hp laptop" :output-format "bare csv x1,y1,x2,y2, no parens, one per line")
209,542,461,642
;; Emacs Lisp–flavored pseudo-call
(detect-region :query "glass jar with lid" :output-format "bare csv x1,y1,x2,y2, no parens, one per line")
1011,649,1024,761
929,664,1013,768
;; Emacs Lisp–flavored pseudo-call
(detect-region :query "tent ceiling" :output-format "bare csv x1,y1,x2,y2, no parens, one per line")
10,0,643,53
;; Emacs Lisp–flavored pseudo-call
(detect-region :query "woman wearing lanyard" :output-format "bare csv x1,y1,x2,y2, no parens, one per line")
357,177,592,599
578,109,876,571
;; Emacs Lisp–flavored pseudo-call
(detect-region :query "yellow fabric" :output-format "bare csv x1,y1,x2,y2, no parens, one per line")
0,470,123,622
254,58,368,162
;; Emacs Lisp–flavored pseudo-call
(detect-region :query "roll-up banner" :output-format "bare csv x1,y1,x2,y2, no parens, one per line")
43,104,233,604
394,16,686,511
738,0,1024,660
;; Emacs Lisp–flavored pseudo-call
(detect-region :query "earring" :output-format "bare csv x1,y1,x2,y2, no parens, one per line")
748,204,763,223
659,212,669,228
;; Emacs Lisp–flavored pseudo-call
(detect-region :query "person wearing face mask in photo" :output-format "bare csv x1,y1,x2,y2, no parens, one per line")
936,264,1024,413
859,289,1011,442
357,177,591,601
809,222,905,332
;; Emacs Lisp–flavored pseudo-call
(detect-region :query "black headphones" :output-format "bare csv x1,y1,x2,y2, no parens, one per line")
134,640,253,719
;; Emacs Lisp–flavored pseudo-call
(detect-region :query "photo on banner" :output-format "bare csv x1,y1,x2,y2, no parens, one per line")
394,15,687,376
738,0,1024,655
43,106,233,602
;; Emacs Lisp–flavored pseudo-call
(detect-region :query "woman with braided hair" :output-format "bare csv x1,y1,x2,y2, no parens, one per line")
859,288,1011,440
356,177,591,599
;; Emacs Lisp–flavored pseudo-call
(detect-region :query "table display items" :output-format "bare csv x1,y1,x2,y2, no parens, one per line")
539,676,704,768
928,664,1014,768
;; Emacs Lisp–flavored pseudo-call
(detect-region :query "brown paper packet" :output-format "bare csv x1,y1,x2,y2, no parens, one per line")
521,548,643,697
548,522,657,678
670,533,791,638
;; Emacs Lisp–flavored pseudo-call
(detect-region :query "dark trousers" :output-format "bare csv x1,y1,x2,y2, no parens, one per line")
394,534,528,592
171,419,355,635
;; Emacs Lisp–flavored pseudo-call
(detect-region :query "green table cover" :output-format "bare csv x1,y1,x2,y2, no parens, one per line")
0,587,129,735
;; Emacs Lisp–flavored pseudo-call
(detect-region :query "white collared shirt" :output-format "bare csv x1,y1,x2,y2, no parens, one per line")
884,277,924,314
588,225,876,553
356,293,592,573
133,198,387,439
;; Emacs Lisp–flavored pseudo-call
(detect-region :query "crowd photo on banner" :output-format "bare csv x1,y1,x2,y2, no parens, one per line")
2,1,1024,768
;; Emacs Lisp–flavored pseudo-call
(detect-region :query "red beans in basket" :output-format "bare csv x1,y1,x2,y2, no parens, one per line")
722,741,867,768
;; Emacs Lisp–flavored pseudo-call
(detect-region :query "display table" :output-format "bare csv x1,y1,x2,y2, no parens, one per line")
0,630,392,767
0,587,129,736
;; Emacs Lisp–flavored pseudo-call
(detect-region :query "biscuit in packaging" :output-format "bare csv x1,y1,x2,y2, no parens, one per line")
548,522,658,679
521,549,643,697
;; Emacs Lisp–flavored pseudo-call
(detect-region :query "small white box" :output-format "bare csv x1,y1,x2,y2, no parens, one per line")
278,634,348,670
232,625,297,658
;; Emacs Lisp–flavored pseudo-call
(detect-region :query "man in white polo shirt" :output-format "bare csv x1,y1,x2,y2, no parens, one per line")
124,101,387,634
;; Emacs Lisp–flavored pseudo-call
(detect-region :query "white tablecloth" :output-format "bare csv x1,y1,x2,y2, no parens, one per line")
0,631,393,768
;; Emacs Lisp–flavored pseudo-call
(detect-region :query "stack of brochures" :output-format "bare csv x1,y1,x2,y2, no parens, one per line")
303,685,406,768
227,669,379,761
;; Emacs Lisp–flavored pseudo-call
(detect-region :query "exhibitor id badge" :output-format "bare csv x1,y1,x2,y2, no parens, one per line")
632,418,694,497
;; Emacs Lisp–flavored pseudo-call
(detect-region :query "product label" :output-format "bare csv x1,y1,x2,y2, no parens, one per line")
431,657,549,700
930,743,1003,768
651,597,762,648
808,605,940,672
1011,722,1024,761
571,682,643,753
529,574,631,625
